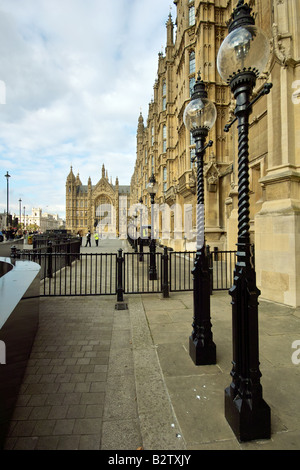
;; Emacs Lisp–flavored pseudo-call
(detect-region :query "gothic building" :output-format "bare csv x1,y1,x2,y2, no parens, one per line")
65,164,130,237
130,0,300,307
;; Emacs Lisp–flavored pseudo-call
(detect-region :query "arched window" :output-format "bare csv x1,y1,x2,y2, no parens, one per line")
163,167,167,193
162,81,166,111
189,76,195,97
189,51,195,75
163,125,167,153
189,5,195,26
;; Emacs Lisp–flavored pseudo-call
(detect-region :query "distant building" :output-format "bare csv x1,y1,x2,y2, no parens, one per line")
26,208,65,232
65,164,130,237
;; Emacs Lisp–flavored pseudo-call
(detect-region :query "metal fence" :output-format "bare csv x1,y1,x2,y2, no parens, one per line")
210,249,237,291
124,252,162,294
169,251,195,292
11,245,238,298
19,251,117,297
169,249,237,292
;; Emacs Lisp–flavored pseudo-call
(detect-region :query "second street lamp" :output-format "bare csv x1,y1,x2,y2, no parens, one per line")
4,171,11,229
139,197,144,261
146,174,158,281
183,73,217,365
217,0,271,442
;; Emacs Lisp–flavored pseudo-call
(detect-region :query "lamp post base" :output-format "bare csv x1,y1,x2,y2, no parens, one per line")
190,249,216,366
189,335,216,366
225,387,271,442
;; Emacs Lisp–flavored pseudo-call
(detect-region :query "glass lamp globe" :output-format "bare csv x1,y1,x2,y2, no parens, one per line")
183,97,217,132
146,175,158,196
217,25,270,84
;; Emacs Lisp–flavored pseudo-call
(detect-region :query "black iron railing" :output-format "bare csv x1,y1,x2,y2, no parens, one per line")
11,245,240,298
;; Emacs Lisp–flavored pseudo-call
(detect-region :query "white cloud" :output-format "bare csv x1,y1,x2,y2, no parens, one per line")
0,0,173,219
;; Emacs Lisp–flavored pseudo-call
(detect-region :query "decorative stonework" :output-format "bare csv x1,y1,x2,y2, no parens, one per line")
66,164,130,236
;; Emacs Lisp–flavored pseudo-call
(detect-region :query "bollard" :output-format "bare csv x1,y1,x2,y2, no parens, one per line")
116,249,124,302
115,249,128,310
161,247,169,298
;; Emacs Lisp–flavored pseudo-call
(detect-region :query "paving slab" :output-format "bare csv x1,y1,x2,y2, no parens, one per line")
3,239,300,451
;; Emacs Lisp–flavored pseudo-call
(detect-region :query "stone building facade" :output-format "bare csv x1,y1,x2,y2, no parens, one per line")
66,165,130,238
130,0,300,307
26,208,65,232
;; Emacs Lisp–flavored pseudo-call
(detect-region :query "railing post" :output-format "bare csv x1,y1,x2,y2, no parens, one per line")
139,237,144,262
162,247,169,298
207,245,213,295
116,248,124,302
67,238,71,267
47,240,53,278
149,238,157,280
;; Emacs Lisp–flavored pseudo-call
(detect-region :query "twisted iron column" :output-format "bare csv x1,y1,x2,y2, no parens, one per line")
189,129,216,365
225,72,270,442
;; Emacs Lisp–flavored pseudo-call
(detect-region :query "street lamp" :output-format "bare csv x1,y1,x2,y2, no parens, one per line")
19,198,22,228
217,0,271,442
139,197,144,261
183,73,217,365
146,174,158,280
4,171,11,229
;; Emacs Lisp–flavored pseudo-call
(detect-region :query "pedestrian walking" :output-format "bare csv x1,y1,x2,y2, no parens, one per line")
94,232,99,247
85,230,91,247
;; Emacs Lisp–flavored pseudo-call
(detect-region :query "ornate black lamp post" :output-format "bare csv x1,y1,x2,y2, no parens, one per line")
217,0,271,442
4,171,11,229
146,174,158,280
183,73,217,365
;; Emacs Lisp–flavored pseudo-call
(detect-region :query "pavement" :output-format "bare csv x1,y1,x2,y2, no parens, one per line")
3,238,300,451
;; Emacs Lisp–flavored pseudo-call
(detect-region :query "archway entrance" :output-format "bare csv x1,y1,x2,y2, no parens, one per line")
95,195,116,238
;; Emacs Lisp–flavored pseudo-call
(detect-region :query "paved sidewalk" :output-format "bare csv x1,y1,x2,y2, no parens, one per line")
3,239,300,450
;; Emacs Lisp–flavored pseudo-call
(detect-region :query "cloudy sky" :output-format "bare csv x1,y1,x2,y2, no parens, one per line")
0,0,174,220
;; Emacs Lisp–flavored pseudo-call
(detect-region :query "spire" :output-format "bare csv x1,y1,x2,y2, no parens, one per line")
75,172,82,186
166,12,173,42
67,166,75,183
102,164,105,179
138,112,144,131
166,12,174,58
